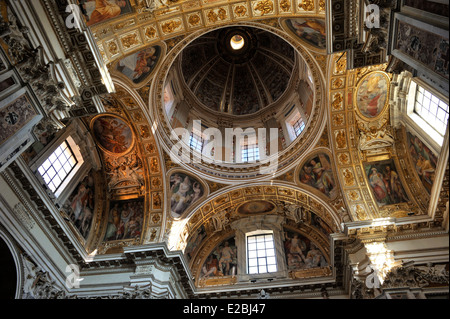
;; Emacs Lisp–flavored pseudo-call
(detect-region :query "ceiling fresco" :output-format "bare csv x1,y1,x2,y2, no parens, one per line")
177,26,295,115
88,0,328,67
0,0,448,301
29,0,444,288
79,88,165,254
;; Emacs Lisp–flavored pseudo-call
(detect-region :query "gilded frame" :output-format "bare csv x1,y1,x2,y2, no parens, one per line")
353,70,391,121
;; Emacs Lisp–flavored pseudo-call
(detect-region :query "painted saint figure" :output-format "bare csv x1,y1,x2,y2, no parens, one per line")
299,153,336,197
85,0,127,26
116,46,161,84
169,173,204,218
356,73,389,118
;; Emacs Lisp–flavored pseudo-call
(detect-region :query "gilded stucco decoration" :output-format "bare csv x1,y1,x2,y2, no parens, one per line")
170,183,343,258
78,0,445,257
86,0,327,65
185,199,335,287
328,54,431,221
83,88,164,254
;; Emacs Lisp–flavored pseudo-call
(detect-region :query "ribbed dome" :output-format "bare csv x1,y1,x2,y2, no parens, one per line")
179,27,296,116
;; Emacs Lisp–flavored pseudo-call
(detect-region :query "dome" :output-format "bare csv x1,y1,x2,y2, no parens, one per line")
178,27,296,116
156,25,325,182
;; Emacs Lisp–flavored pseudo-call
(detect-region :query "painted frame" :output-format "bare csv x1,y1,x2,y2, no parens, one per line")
354,71,391,120
89,113,135,157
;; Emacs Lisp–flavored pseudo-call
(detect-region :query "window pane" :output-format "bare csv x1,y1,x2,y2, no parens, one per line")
38,166,45,175
47,167,56,179
414,86,449,135
37,141,78,193
49,153,58,163
247,234,277,274
43,174,51,184
48,182,56,192
42,160,51,171
248,258,257,267
266,248,275,257
267,256,276,265
53,160,62,172
52,175,61,187
267,265,277,272
257,249,266,257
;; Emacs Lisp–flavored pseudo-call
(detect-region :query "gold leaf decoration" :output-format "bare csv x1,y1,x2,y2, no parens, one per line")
254,0,274,15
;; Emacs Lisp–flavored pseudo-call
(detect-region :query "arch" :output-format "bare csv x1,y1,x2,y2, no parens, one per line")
0,227,22,299
166,181,345,253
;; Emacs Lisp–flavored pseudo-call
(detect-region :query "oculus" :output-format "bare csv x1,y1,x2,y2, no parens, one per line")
230,34,245,51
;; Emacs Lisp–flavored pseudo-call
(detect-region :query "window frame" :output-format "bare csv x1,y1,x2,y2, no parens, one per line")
406,79,448,148
292,116,306,138
413,85,448,136
37,140,78,193
246,231,277,275
241,142,260,163
31,134,85,199
285,106,306,142
189,131,204,153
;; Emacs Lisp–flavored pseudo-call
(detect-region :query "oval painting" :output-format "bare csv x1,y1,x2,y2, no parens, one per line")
284,18,326,50
91,115,134,155
355,72,390,119
236,200,276,215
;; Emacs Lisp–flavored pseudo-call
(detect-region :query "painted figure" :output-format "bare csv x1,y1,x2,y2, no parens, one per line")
288,18,326,49
365,160,409,207
116,46,160,84
299,154,336,197
84,0,130,26
169,173,203,218
356,73,388,118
